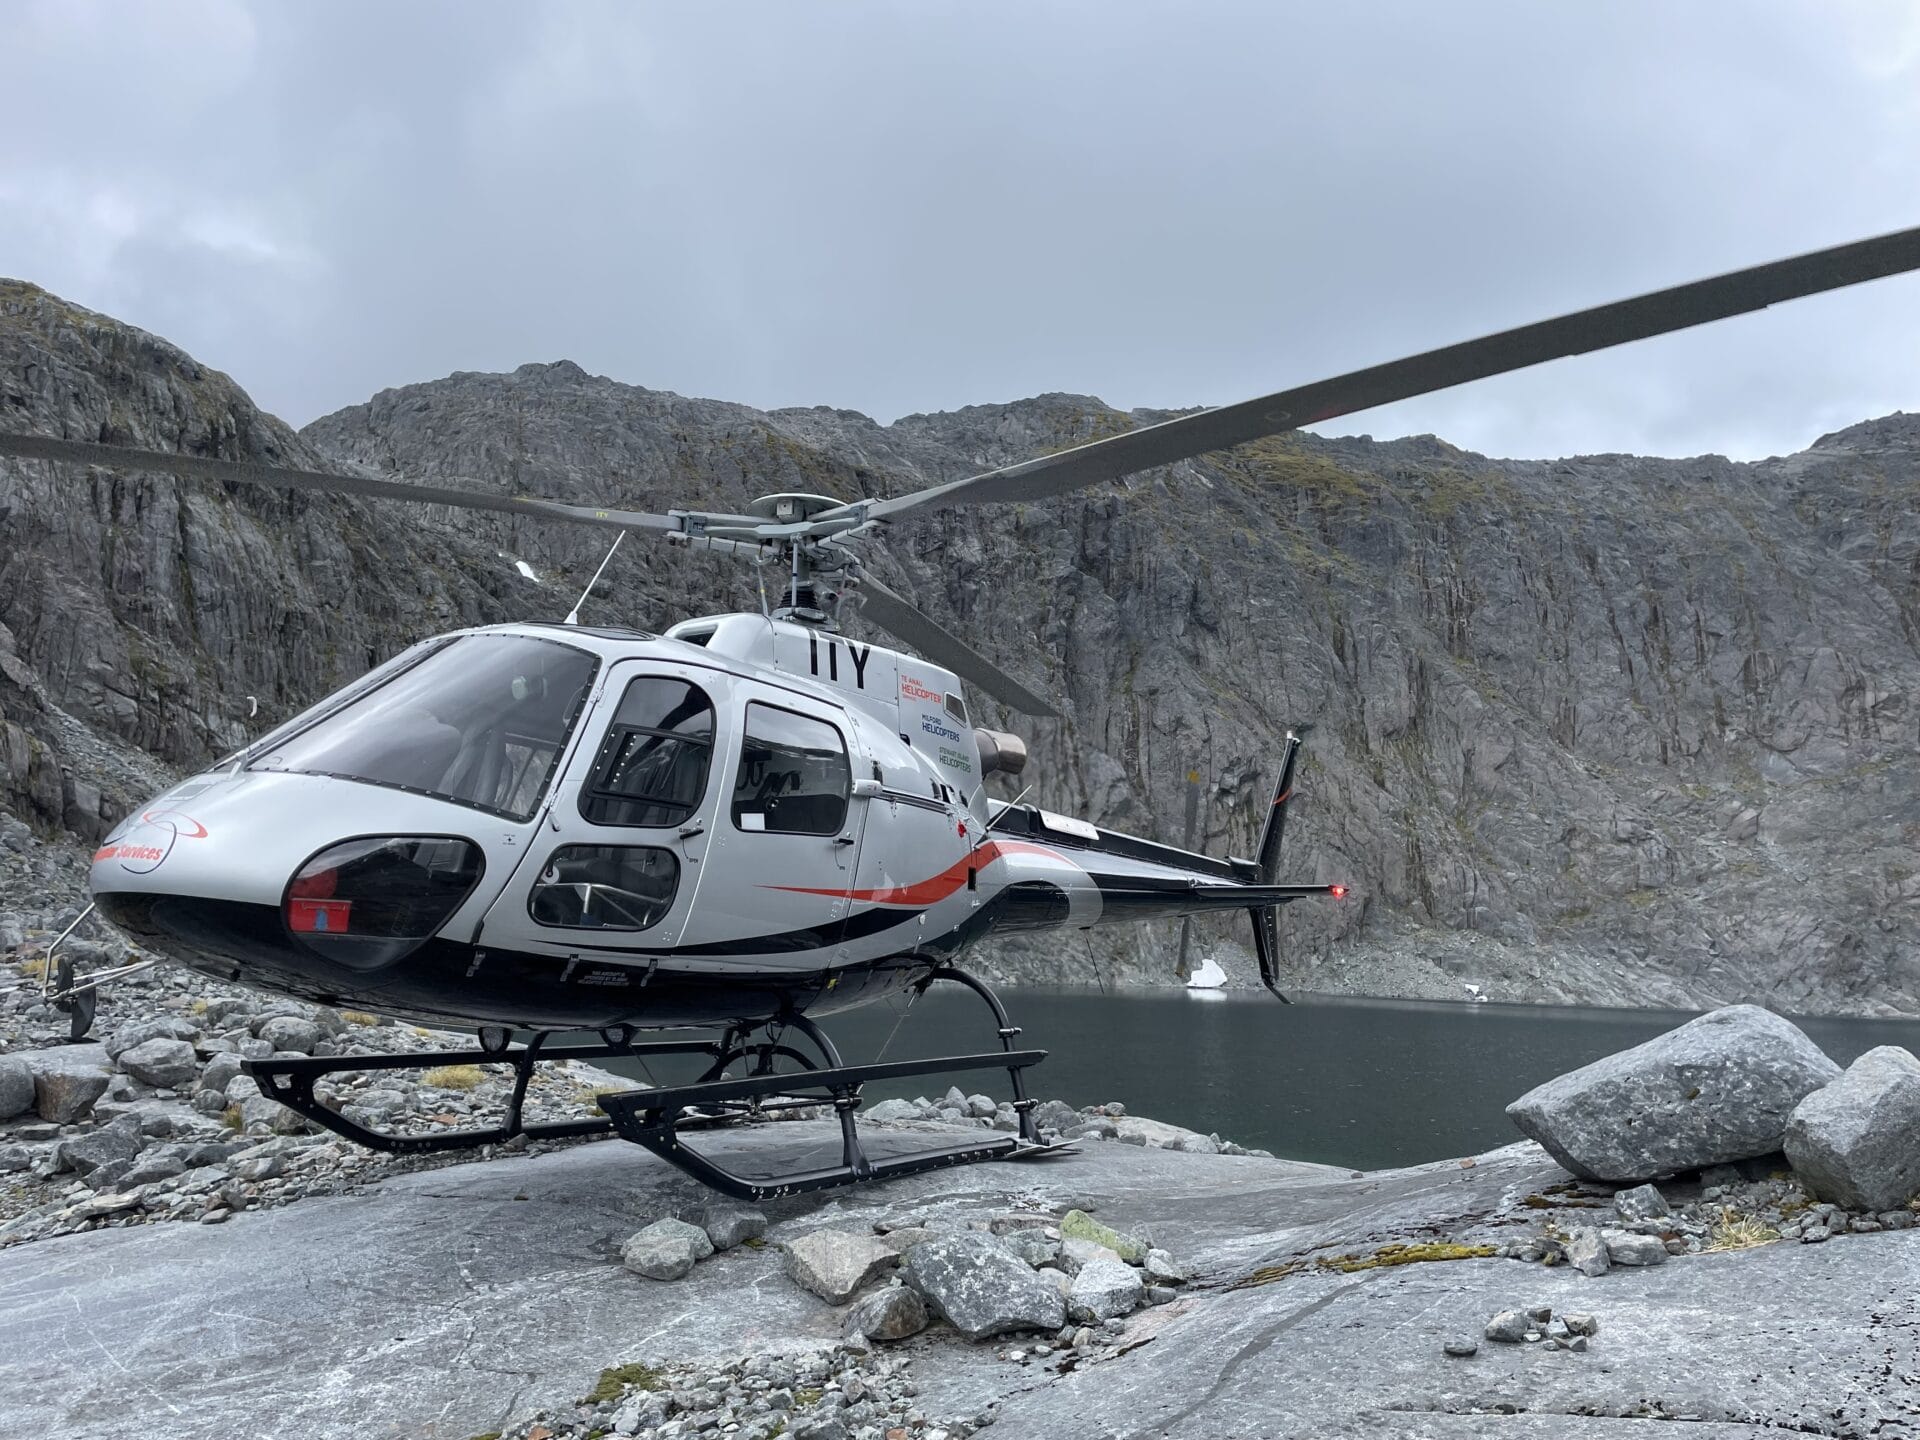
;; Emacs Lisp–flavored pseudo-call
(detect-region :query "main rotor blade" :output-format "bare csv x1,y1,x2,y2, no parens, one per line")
833,225,1920,522
856,576,1060,718
0,432,708,533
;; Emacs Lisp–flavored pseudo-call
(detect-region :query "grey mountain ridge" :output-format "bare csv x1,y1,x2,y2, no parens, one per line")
2,278,1915,1013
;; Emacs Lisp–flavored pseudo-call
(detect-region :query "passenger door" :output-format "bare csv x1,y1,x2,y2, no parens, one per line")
478,662,729,955
677,685,864,961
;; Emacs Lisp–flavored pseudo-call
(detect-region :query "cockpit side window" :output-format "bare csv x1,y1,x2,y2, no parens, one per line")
581,677,715,828
731,703,850,836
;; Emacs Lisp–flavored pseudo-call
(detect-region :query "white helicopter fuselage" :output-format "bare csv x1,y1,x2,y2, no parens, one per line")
88,615,1279,1031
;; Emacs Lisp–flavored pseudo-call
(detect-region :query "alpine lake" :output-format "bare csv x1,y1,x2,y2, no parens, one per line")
589,987,1920,1171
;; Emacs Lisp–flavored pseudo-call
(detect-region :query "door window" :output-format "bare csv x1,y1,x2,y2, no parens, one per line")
580,677,715,827
731,703,850,836
528,844,679,930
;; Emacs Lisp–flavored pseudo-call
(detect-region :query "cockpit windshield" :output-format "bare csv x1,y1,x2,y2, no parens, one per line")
250,635,599,821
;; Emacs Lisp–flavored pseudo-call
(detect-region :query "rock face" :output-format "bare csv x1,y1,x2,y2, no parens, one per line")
8,281,1920,1012
1506,1005,1841,1180
1786,1045,1920,1212
900,1233,1067,1339
782,1229,898,1305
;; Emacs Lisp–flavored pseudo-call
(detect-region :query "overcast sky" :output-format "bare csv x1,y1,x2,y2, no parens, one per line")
7,2,1920,461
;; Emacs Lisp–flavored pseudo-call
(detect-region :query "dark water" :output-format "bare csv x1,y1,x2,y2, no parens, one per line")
595,988,1920,1171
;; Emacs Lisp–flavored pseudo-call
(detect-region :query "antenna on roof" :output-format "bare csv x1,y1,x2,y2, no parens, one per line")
565,531,626,625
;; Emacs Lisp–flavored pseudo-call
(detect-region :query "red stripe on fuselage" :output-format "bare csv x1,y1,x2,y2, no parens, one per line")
760,839,1062,907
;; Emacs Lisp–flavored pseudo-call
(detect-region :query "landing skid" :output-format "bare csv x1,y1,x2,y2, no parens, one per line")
244,965,1075,1199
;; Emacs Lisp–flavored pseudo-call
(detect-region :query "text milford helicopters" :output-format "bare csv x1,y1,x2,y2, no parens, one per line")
5,226,1919,1199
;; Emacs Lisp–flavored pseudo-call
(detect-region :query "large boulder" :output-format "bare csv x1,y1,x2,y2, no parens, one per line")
1786,1046,1920,1212
0,1057,32,1120
899,1233,1066,1340
21,1045,112,1123
118,1038,200,1089
783,1229,898,1304
1505,1005,1839,1181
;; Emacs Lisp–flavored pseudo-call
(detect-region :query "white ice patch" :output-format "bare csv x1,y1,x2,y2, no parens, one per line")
497,552,541,583
1185,956,1227,990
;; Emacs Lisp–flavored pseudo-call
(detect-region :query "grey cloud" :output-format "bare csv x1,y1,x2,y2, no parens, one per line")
5,0,1919,463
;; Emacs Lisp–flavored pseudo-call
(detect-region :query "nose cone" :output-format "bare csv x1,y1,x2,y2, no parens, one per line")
89,770,498,1016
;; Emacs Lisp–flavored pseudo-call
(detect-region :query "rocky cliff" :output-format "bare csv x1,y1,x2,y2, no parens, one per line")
3,279,1915,1013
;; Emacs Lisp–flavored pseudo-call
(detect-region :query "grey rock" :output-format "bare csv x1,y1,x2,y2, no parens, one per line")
620,1218,713,1281
1602,1230,1669,1266
843,1283,929,1342
683,1201,767,1252
1001,1231,1060,1268
119,1152,188,1188
1143,1247,1188,1284
0,1057,32,1120
1563,1311,1599,1336
1612,1182,1671,1221
103,1016,199,1062
257,1016,322,1055
1506,1006,1840,1181
1564,1227,1612,1277
1785,1045,1920,1213
1442,1338,1479,1358
783,1228,897,1304
1066,1256,1144,1324
199,1053,246,1095
1484,1309,1529,1343
861,1098,920,1123
1031,1100,1081,1136
21,1046,112,1123
117,1037,200,1089
900,1233,1067,1339
57,1125,141,1175
1059,1236,1123,1275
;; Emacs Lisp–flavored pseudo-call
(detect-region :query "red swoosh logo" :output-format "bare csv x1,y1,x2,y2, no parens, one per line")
760,838,1061,906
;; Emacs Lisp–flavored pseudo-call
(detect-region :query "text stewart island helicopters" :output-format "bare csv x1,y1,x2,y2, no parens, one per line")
5,227,1920,1199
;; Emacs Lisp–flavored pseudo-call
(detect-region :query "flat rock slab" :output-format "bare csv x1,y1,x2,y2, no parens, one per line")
5,1123,1916,1439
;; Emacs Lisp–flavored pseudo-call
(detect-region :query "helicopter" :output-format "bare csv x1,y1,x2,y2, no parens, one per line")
3,225,1918,1199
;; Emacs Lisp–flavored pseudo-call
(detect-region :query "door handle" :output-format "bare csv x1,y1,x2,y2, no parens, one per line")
679,823,706,839
833,835,856,847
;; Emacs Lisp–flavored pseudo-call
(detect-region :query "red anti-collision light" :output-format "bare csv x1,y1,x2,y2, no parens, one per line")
1330,884,1348,899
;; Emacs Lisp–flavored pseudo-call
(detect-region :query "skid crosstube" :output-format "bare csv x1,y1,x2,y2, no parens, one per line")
596,1048,1055,1201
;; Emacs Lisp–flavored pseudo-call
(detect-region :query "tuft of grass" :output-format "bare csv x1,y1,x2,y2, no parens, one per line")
573,1083,626,1112
794,1387,823,1408
1706,1215,1780,1252
189,998,209,1016
584,1362,664,1405
16,954,48,981
1317,1241,1500,1272
422,1064,486,1091
220,1105,243,1131
1230,1240,1499,1289
339,1010,380,1026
